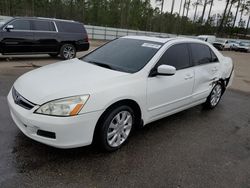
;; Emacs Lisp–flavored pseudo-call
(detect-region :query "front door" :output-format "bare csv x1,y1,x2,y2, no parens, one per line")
2,19,34,54
147,43,194,121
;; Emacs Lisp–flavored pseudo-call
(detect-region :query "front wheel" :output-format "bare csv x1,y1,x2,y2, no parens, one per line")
97,106,135,152
203,83,223,109
60,44,76,60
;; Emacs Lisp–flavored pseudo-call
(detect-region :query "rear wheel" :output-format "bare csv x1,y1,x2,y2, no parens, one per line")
60,44,76,60
204,83,223,109
97,105,135,152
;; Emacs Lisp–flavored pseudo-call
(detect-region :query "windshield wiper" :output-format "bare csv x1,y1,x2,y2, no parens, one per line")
86,60,116,70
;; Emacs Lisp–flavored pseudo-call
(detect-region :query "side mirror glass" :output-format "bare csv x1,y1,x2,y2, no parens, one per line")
157,65,176,76
5,25,14,31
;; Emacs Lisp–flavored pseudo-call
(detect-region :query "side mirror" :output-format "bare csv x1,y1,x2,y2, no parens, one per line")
157,65,176,76
5,25,14,31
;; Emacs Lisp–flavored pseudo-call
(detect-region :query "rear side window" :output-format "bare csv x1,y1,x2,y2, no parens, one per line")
56,21,86,33
158,43,190,70
11,20,31,30
33,20,56,31
190,43,213,65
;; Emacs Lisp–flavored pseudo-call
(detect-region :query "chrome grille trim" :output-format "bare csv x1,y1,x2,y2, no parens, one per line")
12,88,36,110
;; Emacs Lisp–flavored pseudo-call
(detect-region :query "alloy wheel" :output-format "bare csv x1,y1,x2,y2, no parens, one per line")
210,84,222,107
63,46,75,59
107,110,133,147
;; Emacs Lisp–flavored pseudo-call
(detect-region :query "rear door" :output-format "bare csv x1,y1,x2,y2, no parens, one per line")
1,19,34,54
32,19,59,53
189,43,221,101
147,43,195,121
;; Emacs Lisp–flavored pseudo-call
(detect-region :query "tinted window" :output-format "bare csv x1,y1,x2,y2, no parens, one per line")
56,21,85,33
11,20,30,30
82,38,162,73
33,20,55,31
190,43,212,65
158,43,190,70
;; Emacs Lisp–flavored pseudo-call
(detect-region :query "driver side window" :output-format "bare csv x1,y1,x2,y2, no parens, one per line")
157,43,190,70
10,20,31,31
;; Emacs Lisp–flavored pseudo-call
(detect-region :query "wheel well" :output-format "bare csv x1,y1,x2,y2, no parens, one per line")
93,99,143,143
218,78,226,94
60,42,76,49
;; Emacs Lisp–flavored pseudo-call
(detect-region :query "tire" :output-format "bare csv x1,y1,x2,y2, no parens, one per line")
60,44,76,60
96,105,135,152
49,53,59,58
203,83,223,109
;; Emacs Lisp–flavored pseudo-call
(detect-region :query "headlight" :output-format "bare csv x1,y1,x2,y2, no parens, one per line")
35,95,89,116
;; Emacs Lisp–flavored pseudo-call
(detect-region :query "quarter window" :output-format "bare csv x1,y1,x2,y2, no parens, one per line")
33,20,56,31
56,21,85,33
11,20,31,30
210,49,218,62
190,43,213,65
157,43,190,70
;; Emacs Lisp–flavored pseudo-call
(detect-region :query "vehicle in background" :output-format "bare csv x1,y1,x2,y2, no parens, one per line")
0,16,89,59
229,40,241,51
236,42,250,52
213,39,231,51
197,35,216,44
8,36,234,151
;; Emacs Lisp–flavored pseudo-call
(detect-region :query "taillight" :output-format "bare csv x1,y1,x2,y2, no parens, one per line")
86,35,89,42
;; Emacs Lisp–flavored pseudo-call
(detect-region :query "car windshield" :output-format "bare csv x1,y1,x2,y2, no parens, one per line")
0,16,12,27
81,38,162,73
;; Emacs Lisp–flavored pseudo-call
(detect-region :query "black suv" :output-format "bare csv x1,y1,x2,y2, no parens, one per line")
0,16,89,59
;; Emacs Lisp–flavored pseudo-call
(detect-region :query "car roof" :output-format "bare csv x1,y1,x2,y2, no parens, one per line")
122,35,207,44
13,16,76,23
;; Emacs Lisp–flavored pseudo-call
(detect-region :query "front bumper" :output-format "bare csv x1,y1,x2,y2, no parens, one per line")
7,90,103,149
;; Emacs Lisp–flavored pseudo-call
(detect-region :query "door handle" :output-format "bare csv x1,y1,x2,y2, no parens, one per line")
184,74,193,80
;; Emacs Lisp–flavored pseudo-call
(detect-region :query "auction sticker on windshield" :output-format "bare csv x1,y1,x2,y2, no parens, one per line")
142,43,161,49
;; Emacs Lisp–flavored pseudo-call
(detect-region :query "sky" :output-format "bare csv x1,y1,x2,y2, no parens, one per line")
151,0,249,25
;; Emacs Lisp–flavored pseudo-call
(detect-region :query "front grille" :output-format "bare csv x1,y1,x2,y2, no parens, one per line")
12,88,36,110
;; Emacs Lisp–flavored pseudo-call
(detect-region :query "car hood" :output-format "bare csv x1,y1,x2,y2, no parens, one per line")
13,58,129,104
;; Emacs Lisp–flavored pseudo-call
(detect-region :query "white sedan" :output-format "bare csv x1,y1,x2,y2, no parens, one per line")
7,36,234,151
